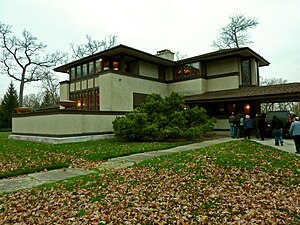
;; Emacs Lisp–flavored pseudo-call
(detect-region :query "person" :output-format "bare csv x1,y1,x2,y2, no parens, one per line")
228,112,236,138
270,115,283,146
258,113,267,141
289,117,300,154
236,113,244,138
253,113,260,139
243,115,253,139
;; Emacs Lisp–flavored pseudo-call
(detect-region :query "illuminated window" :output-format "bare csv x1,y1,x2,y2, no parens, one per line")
175,61,201,79
82,92,87,110
113,61,119,71
88,90,94,110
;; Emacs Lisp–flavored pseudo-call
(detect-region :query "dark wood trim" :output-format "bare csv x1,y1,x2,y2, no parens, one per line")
12,131,114,138
206,72,239,80
12,110,128,118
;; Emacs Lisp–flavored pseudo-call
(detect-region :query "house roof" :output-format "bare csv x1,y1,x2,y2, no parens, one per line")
54,44,176,73
54,44,269,73
177,47,270,67
185,83,300,103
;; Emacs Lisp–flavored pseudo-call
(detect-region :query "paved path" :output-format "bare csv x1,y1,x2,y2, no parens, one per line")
0,137,298,194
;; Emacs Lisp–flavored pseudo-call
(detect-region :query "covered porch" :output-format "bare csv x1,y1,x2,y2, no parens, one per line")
185,83,300,130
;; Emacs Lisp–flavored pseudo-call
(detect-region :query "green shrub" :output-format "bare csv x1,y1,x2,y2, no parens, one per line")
113,92,216,141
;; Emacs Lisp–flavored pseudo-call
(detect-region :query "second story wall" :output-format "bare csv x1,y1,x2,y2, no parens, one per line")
139,61,159,79
206,57,239,77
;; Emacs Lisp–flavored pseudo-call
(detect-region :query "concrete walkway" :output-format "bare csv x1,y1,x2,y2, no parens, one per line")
0,137,299,194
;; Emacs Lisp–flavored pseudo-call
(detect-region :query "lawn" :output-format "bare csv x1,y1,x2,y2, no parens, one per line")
0,132,190,179
0,138,299,224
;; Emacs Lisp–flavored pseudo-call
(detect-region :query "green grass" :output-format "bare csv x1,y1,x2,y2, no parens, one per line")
0,132,190,178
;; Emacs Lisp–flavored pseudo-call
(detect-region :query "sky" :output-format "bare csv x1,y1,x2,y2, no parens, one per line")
0,0,300,99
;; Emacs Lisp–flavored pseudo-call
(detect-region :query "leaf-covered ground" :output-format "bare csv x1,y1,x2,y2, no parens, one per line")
1,140,299,224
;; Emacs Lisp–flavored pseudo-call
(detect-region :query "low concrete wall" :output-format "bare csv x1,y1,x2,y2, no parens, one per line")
11,110,126,137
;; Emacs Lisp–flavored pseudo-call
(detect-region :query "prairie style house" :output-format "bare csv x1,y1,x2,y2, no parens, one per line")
56,45,269,113
16,44,299,142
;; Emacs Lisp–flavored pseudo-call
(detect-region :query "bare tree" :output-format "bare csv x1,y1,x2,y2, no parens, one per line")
175,51,187,61
260,77,288,86
40,71,60,105
70,34,118,59
212,13,259,50
0,22,67,106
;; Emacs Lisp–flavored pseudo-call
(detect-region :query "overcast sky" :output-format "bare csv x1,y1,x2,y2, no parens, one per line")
0,0,300,99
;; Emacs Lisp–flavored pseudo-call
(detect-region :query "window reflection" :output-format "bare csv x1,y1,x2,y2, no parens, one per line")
82,64,87,77
175,61,201,79
76,66,81,78
70,67,75,80
242,59,251,85
89,61,94,75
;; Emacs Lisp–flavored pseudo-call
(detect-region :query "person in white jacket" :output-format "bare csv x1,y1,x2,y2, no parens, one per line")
289,117,300,154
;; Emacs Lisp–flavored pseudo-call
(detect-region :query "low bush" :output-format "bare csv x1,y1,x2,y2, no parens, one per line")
113,92,216,141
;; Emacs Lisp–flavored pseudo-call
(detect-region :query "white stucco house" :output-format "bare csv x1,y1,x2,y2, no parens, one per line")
15,44,298,142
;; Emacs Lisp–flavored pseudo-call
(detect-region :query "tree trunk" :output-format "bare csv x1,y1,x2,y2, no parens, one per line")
19,80,24,107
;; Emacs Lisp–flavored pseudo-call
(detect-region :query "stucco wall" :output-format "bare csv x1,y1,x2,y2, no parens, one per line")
12,112,118,136
206,57,239,76
99,73,168,111
139,61,158,79
168,78,207,96
213,118,229,130
207,76,239,92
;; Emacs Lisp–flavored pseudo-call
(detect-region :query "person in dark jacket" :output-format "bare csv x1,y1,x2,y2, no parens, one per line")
243,115,253,139
258,113,267,141
271,115,283,146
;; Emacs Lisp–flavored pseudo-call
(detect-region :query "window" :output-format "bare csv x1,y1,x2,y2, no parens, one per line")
82,64,87,77
95,59,102,73
82,92,87,110
70,67,75,80
242,59,251,85
76,66,82,78
112,61,119,71
88,90,94,110
95,90,99,110
190,62,200,76
175,61,201,79
69,89,99,111
89,61,94,75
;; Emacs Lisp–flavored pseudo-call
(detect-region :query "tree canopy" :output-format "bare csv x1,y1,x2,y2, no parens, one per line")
0,82,19,129
212,13,259,49
70,34,118,59
0,22,67,106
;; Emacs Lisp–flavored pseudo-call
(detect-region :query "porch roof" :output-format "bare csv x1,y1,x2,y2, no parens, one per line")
185,83,300,103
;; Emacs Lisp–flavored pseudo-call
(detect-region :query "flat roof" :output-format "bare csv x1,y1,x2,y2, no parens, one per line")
185,83,300,103
54,44,270,73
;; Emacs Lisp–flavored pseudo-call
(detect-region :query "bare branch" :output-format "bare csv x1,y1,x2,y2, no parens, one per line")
212,13,259,50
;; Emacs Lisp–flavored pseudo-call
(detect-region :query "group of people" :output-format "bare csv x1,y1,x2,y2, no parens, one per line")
229,112,300,154
228,112,268,140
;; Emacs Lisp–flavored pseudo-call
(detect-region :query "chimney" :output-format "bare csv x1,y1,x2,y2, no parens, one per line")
156,49,174,61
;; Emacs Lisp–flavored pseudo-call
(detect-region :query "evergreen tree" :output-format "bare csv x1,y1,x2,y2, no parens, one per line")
0,82,19,129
